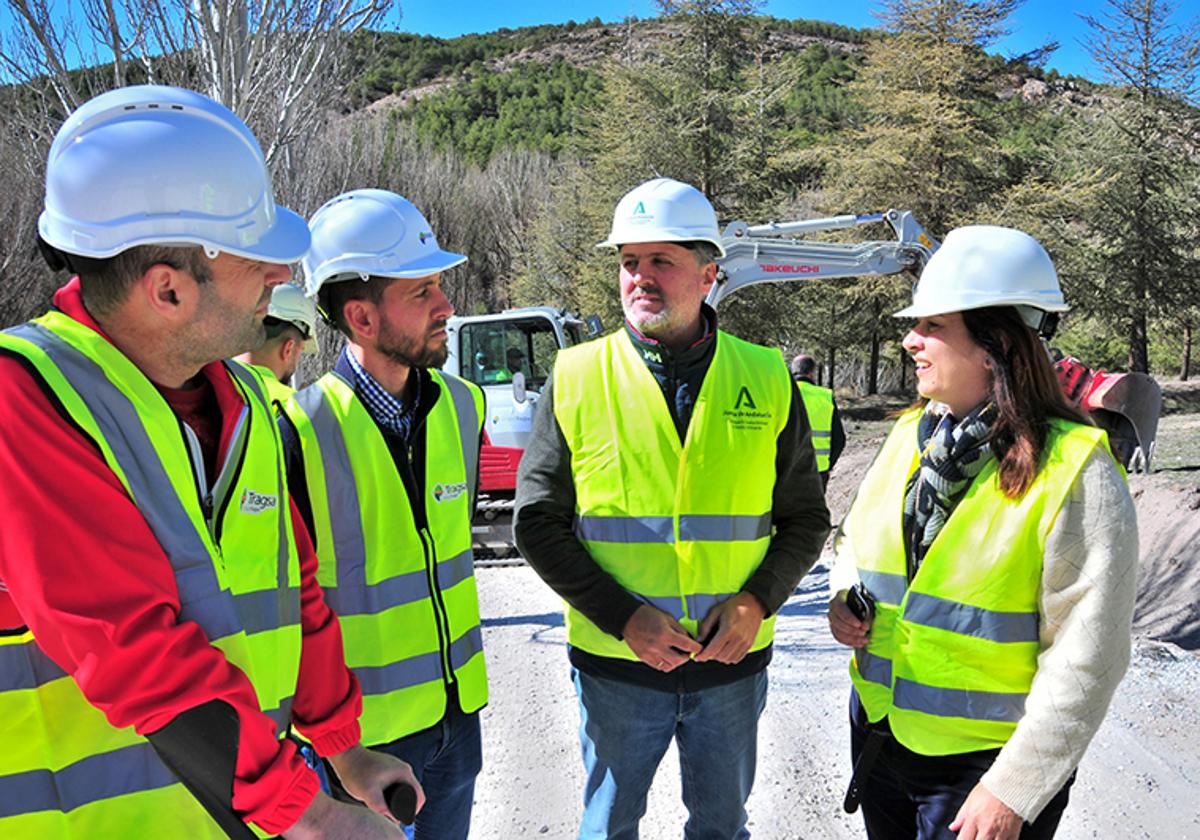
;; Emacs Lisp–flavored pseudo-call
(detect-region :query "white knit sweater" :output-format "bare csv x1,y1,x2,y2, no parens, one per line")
830,447,1139,821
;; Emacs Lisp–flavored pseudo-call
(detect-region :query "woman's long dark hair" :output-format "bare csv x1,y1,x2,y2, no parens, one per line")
962,306,1090,499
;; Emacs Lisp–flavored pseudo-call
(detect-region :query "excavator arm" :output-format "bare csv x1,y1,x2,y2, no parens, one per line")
707,209,938,307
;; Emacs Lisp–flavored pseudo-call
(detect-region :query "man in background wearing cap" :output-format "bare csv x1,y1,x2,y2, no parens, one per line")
280,189,487,840
0,87,419,838
235,282,320,405
790,353,846,489
514,178,831,838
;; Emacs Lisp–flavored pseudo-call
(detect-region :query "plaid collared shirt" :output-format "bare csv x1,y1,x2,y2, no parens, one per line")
344,347,422,443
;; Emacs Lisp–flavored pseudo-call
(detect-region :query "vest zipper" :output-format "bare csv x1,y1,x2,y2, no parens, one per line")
407,440,456,688
179,420,215,532
210,407,250,545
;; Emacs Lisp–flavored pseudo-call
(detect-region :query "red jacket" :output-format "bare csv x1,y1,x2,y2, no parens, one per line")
0,280,362,834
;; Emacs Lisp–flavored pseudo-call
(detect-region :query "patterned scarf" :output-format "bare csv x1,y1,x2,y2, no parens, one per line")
902,402,998,580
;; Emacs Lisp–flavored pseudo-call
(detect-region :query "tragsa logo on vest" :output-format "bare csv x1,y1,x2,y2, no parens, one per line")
433,482,468,503
239,489,278,514
724,386,773,432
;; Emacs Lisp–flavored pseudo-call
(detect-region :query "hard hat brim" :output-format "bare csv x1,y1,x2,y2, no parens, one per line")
595,233,727,259
894,297,1070,320
224,205,312,264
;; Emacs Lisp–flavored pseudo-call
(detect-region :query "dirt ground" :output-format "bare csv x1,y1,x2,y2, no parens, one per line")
468,384,1200,838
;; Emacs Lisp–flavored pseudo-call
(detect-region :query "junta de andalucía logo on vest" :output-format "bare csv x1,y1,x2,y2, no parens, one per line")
724,385,772,431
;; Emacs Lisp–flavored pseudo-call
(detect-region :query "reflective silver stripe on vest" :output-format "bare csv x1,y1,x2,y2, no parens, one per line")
0,638,67,689
858,569,908,605
437,549,474,592
355,651,444,696
637,592,738,621
811,430,831,438
353,624,484,696
575,514,771,544
295,378,368,589
903,592,1039,644
0,741,178,818
450,625,484,670
265,697,294,733
855,649,892,687
575,515,675,543
679,513,771,542
439,374,481,500
321,549,473,618
6,326,299,721
892,677,1027,724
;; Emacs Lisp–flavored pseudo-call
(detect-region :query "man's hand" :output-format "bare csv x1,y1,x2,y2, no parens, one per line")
694,592,765,664
282,791,404,839
949,783,1023,840
326,743,425,822
623,604,702,671
827,590,871,648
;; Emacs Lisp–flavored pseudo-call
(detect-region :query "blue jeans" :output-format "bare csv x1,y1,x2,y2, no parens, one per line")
574,668,768,840
849,691,1073,839
369,704,482,840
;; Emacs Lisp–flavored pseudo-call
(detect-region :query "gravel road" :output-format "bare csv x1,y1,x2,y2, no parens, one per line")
469,562,1197,839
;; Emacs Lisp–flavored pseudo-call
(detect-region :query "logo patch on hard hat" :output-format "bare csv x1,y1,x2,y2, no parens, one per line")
419,231,433,244
239,489,278,514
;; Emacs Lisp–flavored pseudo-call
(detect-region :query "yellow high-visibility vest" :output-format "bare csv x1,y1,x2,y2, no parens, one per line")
282,369,487,746
553,330,791,659
843,409,1110,755
249,363,296,409
795,380,834,471
0,312,301,838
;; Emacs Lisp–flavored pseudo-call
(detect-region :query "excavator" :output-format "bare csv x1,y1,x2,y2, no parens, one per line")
444,210,1161,558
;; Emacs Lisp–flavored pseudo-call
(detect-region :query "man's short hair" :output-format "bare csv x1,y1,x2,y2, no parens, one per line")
319,276,390,338
263,316,308,345
77,244,212,317
791,354,817,380
682,241,720,267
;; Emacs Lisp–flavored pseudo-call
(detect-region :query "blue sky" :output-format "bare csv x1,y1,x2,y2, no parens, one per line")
396,1,1191,82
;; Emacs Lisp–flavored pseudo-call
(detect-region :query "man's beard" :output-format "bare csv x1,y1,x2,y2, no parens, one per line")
378,320,449,369
623,300,672,338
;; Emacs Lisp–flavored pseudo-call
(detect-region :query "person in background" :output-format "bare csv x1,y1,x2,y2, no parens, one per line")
281,188,487,840
515,177,831,839
790,352,846,488
0,85,419,839
235,282,320,405
827,226,1138,840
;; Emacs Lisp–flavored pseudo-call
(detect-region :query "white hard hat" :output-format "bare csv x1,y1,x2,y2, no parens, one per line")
267,283,319,352
597,177,726,258
38,85,309,263
302,189,466,296
894,225,1068,329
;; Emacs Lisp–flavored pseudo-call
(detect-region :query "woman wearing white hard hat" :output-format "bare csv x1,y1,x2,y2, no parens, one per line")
827,226,1138,839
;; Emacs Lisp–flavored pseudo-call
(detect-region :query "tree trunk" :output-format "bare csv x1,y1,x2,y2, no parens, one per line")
827,346,837,393
1182,323,1192,382
898,345,908,392
1129,312,1150,373
868,331,880,395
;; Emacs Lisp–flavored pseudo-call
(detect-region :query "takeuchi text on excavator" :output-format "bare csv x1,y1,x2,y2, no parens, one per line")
444,209,1162,558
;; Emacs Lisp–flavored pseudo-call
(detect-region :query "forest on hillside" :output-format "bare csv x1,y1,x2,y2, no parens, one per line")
1,0,1197,392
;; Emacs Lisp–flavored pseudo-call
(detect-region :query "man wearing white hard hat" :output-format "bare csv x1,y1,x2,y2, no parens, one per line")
280,189,487,840
828,226,1136,839
235,282,321,405
514,177,831,838
0,86,419,839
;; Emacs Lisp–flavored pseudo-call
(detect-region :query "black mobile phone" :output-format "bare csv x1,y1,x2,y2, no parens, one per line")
846,583,876,623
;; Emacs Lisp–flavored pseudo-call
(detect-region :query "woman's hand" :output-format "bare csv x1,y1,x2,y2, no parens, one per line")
827,590,871,648
949,783,1023,840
